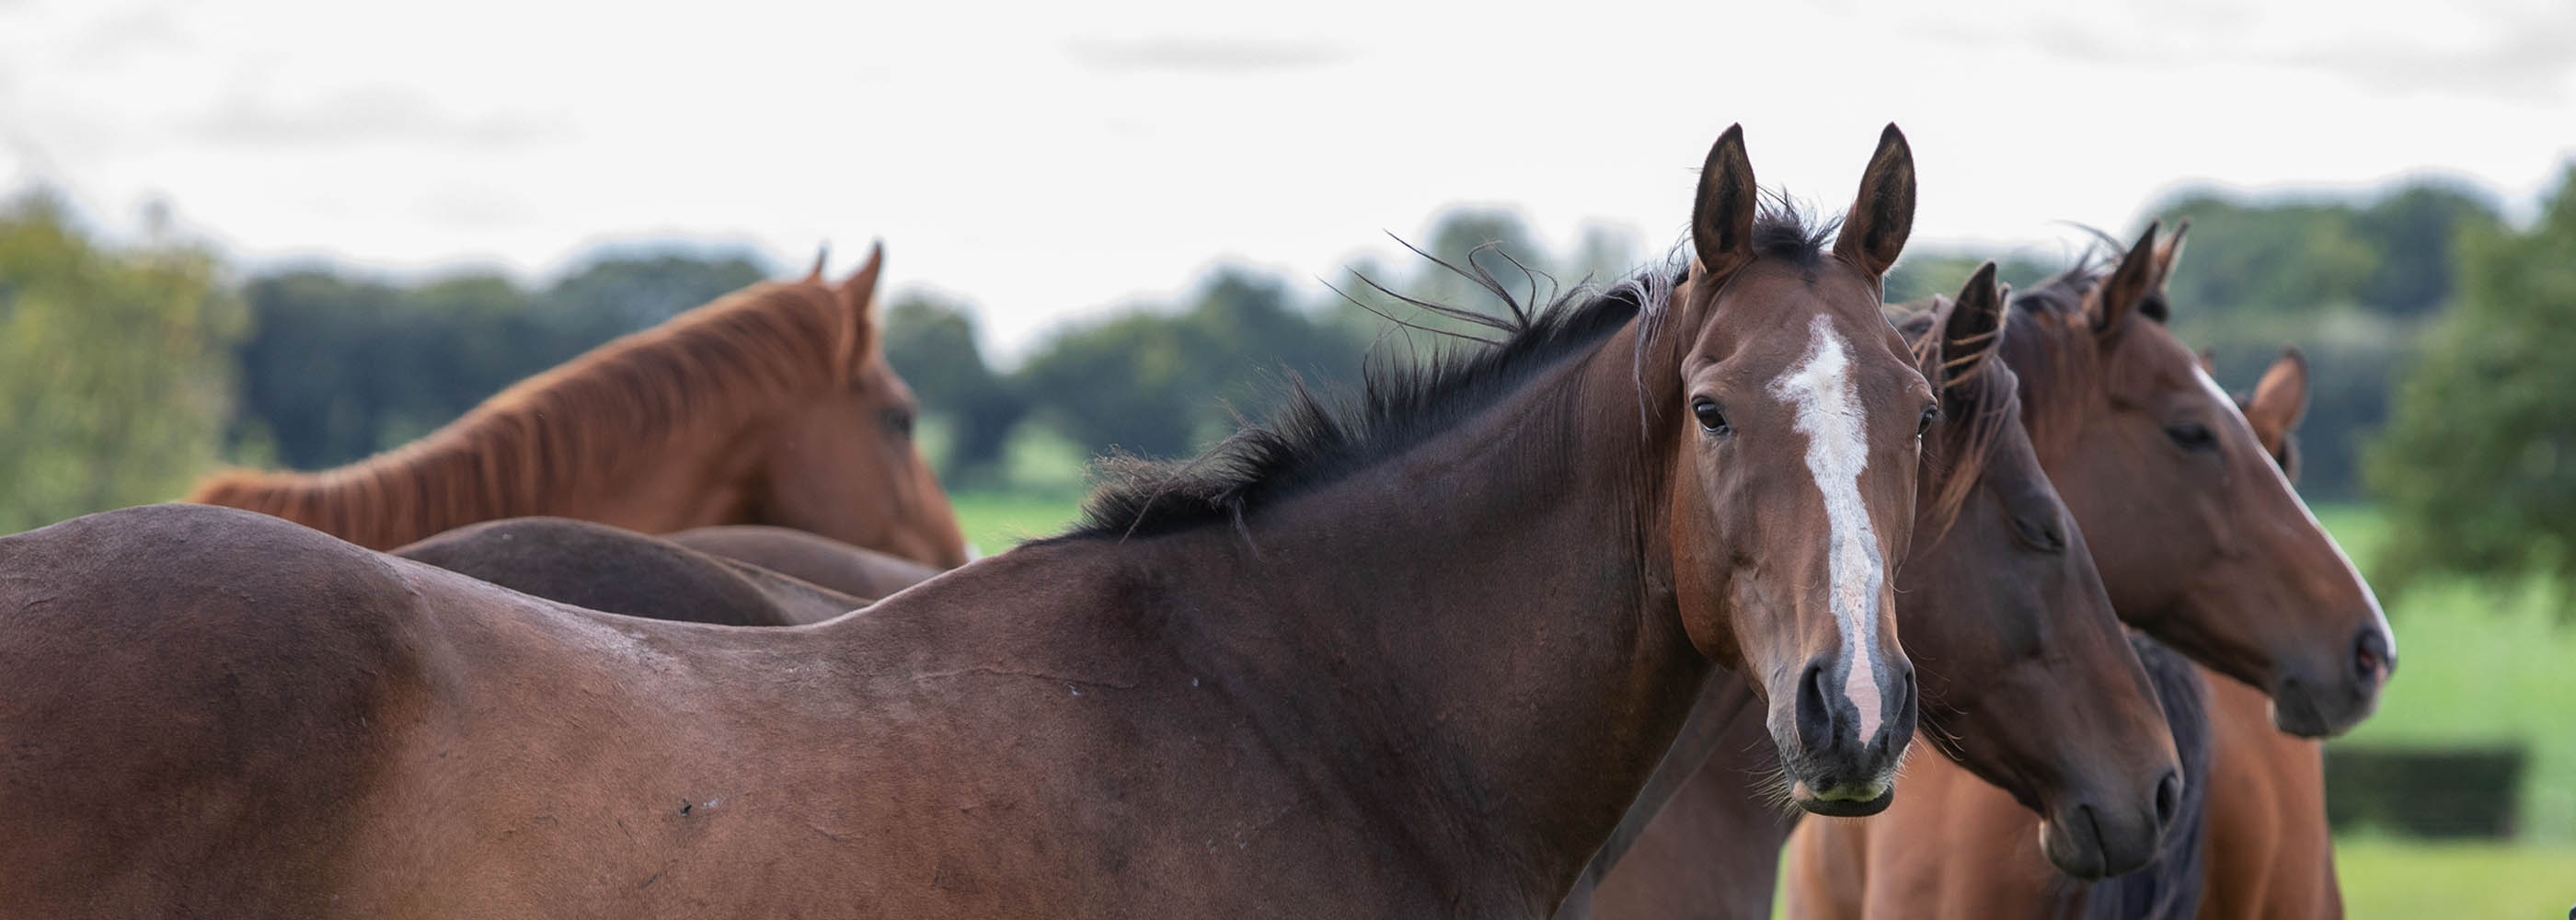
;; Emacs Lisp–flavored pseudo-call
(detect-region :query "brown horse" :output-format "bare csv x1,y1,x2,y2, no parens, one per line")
0,125,1939,916
1572,226,2389,918
188,245,970,568
1558,265,2191,919
1996,224,2393,735
665,524,946,600
1778,349,2329,920
393,518,876,627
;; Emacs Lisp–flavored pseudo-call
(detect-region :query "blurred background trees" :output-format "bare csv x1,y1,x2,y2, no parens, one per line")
0,190,244,533
1,172,2564,594
2370,166,2576,592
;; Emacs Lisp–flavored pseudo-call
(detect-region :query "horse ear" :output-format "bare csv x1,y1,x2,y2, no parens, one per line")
835,241,885,367
2092,222,2161,335
805,245,830,284
1692,124,1758,282
1939,262,2006,388
2150,219,2190,293
1833,123,1916,281
2242,346,2308,454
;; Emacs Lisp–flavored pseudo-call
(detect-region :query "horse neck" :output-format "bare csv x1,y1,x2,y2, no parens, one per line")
190,403,775,550
1133,331,1712,907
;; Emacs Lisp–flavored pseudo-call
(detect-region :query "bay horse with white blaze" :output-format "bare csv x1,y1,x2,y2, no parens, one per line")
1574,224,2390,919
0,124,1934,916
189,245,969,568
1558,263,2197,919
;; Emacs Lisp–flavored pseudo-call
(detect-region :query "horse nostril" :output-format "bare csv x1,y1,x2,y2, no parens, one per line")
2353,628,2391,687
2154,770,2182,828
1797,660,1837,754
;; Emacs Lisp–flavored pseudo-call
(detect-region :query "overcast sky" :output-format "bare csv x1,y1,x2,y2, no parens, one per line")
5,0,2570,355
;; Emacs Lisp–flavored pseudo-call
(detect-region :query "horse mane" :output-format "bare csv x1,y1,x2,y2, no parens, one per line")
1063,203,1842,541
1060,205,1862,542
2064,634,2213,920
1892,302,2020,542
1996,249,2115,456
188,280,859,549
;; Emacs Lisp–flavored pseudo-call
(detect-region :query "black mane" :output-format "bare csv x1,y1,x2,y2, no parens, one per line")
1059,206,1834,542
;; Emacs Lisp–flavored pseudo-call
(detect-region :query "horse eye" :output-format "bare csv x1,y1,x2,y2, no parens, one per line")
2166,421,2216,452
2010,513,2068,554
1692,398,1730,435
881,408,915,438
1917,403,1940,436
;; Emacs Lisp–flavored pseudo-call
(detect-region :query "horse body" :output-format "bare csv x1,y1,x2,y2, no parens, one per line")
666,524,946,600
394,518,872,627
1,506,1480,916
0,123,1949,918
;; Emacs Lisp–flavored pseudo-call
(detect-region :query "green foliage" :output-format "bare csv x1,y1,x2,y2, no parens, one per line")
2368,166,2576,588
230,249,766,469
1883,252,2063,306
882,293,1022,486
0,190,246,532
1014,268,1369,462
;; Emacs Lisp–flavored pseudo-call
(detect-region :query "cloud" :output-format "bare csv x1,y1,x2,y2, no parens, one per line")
190,86,568,149
1064,35,1357,75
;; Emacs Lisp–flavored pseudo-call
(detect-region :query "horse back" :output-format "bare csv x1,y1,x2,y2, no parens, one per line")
0,504,435,915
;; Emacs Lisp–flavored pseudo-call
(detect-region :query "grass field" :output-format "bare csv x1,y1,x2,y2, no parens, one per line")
951,490,1084,554
2335,834,2576,919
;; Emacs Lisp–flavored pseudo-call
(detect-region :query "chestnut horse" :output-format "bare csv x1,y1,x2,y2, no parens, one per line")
0,125,1938,916
189,245,970,568
1573,226,2391,918
393,518,875,627
1558,264,2193,919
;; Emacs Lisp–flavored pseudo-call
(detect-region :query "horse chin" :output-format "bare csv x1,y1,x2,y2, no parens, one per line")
1790,778,1894,817
2268,672,2376,738
2036,814,2111,880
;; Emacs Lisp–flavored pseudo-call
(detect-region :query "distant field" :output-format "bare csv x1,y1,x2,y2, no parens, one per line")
950,490,1084,555
2334,834,2576,918
2311,503,2576,843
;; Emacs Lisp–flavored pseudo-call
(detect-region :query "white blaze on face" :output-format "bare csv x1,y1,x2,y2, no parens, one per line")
1770,315,1890,742
2191,367,2396,656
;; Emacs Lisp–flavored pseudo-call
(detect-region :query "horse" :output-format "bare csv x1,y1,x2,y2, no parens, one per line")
0,124,1941,916
1574,224,2392,918
393,518,875,627
1558,263,2193,919
1775,258,2379,919
1995,223,2392,736
2190,350,2340,919
188,245,971,569
665,524,947,600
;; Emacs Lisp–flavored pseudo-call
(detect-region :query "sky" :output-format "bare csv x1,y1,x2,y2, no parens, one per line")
4,0,2570,356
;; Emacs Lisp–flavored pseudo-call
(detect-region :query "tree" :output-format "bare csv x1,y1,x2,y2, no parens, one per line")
229,247,772,468
2368,164,2576,591
0,190,247,531
882,293,1023,485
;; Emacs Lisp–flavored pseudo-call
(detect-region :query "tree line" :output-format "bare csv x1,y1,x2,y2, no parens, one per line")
0,170,2567,594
